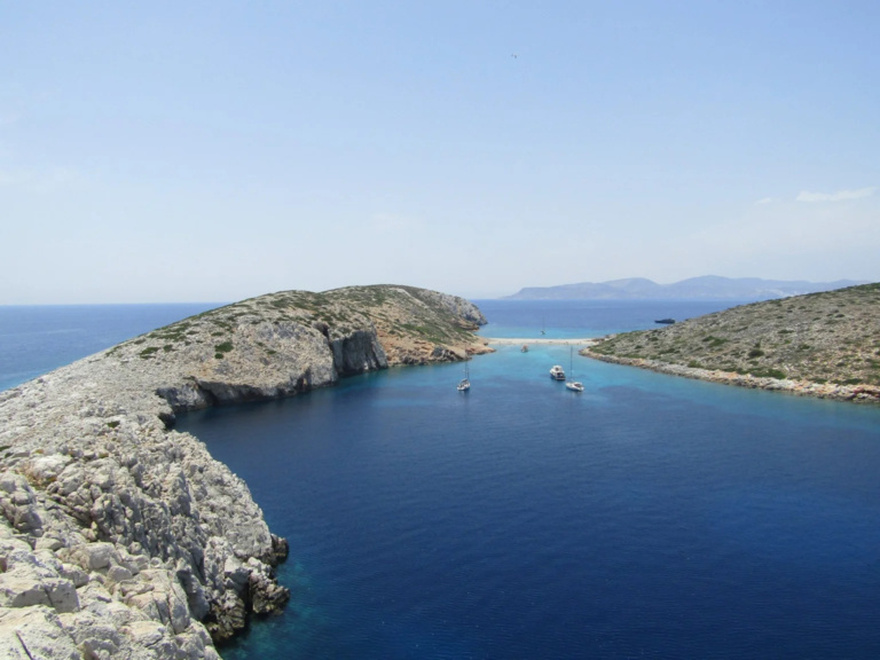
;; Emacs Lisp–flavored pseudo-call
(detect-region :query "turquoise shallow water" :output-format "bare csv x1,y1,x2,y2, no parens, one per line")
176,300,880,659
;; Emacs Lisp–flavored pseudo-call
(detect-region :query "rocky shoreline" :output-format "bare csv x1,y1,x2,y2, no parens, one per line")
584,283,880,405
0,286,486,658
584,351,880,404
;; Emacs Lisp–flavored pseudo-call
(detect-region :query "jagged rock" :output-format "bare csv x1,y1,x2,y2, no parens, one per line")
0,285,487,658
0,605,80,659
248,563,290,615
203,590,247,643
268,534,289,564
0,472,44,536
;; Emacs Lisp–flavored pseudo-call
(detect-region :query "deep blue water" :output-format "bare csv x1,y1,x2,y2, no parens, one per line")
0,303,221,391
172,300,880,659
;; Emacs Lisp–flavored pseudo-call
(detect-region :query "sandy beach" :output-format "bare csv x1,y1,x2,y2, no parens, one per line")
484,337,600,347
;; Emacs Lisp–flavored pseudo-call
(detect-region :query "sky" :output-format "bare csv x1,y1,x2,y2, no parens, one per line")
2,1,879,303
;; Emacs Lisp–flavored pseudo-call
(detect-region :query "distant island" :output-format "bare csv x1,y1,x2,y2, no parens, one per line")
585,282,880,404
506,276,866,301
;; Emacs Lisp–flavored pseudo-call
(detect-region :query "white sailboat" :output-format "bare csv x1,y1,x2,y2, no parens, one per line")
457,360,471,392
565,347,584,392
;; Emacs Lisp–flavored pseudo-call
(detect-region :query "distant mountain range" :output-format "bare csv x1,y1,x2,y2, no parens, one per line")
505,276,869,301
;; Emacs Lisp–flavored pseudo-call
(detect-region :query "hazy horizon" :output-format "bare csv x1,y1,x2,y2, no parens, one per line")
0,274,870,307
3,2,878,304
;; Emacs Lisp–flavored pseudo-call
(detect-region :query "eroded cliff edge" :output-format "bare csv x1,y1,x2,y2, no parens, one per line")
584,282,880,403
0,285,488,658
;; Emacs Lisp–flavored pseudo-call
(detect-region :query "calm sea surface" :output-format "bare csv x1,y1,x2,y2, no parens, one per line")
176,300,880,659
0,303,220,391
5,300,880,658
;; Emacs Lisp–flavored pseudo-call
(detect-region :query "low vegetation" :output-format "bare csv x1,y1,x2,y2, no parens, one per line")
107,284,488,366
589,283,880,387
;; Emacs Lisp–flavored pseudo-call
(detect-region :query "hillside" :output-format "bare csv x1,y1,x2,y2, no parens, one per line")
508,276,865,300
0,285,487,658
585,283,880,403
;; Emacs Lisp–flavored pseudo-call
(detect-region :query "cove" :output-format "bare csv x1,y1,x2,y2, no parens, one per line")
178,301,880,659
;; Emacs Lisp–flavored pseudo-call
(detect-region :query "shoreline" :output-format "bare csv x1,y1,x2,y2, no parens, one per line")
0,286,487,658
583,350,880,404
484,337,600,347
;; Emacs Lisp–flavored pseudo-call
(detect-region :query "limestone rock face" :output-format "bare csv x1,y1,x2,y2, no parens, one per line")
0,285,487,658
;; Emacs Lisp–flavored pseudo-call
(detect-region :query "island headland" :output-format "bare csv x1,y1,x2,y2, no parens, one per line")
0,285,488,658
584,282,880,403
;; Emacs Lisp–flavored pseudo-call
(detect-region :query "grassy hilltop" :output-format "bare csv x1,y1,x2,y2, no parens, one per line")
586,282,880,401
108,283,489,369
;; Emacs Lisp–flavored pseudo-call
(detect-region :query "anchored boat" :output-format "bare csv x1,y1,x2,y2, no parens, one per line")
457,360,471,392
565,347,584,392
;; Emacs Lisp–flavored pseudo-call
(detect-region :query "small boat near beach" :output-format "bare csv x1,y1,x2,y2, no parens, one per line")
655,318,676,324
549,365,565,381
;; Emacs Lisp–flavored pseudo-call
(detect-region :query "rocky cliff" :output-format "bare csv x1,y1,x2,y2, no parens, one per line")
0,285,487,658
585,282,880,403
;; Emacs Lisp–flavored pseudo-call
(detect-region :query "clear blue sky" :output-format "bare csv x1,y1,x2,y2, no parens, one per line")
2,1,878,303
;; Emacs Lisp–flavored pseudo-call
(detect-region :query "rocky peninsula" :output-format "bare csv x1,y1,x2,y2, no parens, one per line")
585,282,880,404
0,285,488,658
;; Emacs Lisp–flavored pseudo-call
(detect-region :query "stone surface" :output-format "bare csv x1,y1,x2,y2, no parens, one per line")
0,285,487,658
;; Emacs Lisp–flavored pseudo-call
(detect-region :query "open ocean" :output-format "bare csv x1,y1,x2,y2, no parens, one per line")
5,300,880,658
0,303,221,392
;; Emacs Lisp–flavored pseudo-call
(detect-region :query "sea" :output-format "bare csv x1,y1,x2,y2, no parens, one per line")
0,303,220,392
5,300,880,658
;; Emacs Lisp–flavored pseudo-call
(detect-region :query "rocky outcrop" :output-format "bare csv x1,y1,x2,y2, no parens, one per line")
323,285,491,366
586,282,880,403
586,353,880,403
0,285,487,658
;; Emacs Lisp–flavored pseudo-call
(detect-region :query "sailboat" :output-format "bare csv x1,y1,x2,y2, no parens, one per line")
457,359,471,392
565,347,584,392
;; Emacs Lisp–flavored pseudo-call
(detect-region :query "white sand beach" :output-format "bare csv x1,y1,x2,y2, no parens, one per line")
483,337,600,347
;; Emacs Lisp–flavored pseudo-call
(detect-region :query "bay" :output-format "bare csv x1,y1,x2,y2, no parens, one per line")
175,300,880,659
